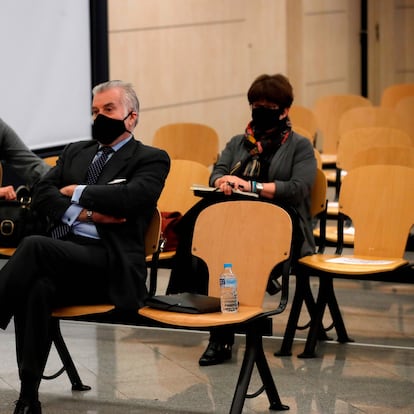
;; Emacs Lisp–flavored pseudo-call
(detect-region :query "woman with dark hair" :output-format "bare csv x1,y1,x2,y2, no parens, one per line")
167,73,317,366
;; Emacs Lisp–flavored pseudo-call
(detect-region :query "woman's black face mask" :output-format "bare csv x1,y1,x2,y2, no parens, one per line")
251,106,284,131
92,112,132,145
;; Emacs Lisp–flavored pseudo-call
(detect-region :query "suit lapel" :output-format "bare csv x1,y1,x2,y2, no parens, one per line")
97,138,137,184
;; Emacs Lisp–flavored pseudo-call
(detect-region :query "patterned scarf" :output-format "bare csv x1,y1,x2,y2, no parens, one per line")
230,116,292,181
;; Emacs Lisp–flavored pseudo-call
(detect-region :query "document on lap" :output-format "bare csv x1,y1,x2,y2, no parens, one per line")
190,184,259,198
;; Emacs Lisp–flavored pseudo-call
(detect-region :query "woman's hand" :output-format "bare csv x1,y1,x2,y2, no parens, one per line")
214,176,251,195
0,185,17,200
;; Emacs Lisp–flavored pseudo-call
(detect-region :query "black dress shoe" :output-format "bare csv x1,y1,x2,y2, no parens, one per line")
199,341,232,366
13,399,42,414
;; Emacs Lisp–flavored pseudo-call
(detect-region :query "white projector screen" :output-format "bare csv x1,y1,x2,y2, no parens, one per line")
0,0,92,150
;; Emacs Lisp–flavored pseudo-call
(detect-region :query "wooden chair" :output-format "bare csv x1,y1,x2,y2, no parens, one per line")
155,159,210,270
43,155,59,166
152,122,219,167
289,105,318,143
278,165,414,358
395,96,414,142
326,127,412,215
338,106,403,137
351,145,414,170
313,94,372,166
327,143,414,246
313,148,322,169
311,168,328,253
380,83,414,109
140,201,293,413
293,125,315,144
51,201,293,413
275,168,328,357
157,159,210,214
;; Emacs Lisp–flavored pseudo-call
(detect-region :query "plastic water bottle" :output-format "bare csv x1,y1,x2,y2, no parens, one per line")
219,263,238,313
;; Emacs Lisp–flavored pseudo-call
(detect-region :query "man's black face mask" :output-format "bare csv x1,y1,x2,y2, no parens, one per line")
92,112,132,145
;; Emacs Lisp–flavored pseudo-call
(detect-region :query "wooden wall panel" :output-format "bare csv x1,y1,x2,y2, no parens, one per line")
368,0,414,103
394,2,414,82
108,0,288,149
288,0,360,108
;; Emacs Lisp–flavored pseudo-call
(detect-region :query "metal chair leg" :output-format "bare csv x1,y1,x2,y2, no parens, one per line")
231,325,288,413
49,319,91,391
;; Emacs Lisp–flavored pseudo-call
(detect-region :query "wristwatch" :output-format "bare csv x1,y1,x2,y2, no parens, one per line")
256,182,264,194
86,210,94,223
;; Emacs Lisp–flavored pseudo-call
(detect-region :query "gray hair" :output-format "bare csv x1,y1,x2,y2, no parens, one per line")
92,80,140,126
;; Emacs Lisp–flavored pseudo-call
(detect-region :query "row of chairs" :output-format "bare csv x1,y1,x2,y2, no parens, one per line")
30,162,414,412
289,83,414,167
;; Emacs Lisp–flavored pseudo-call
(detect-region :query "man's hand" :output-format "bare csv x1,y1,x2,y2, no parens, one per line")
59,185,77,197
0,185,17,200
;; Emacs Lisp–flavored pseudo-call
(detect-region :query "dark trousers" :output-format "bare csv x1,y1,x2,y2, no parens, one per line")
0,234,111,389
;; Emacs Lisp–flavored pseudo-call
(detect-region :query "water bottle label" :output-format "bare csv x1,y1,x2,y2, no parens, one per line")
224,278,237,287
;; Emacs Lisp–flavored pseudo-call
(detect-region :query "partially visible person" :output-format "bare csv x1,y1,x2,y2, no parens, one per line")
0,80,170,414
166,73,317,366
0,117,51,198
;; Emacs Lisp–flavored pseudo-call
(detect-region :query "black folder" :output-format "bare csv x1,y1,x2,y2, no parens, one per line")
146,292,221,314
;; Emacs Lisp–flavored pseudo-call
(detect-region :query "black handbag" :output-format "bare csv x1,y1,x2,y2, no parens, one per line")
0,186,43,247
146,292,221,314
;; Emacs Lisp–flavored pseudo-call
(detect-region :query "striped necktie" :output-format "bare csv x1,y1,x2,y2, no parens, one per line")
51,146,114,239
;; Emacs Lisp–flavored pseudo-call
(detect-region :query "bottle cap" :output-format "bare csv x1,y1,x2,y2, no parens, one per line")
224,263,232,268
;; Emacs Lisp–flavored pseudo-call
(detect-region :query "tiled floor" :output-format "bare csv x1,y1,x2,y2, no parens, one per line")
1,254,414,413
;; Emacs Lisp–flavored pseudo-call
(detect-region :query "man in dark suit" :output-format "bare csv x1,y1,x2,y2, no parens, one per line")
0,80,170,414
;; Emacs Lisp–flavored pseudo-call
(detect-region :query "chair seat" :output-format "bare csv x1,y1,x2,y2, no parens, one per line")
327,201,339,216
324,169,336,183
320,153,337,165
298,254,408,275
52,304,115,318
138,305,263,328
0,247,16,257
158,251,175,261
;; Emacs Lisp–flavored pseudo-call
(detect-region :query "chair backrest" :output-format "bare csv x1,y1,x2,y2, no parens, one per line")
313,148,322,169
338,106,402,136
339,165,414,258
351,145,414,170
192,201,292,306
380,83,414,109
395,96,414,142
336,127,413,171
313,94,372,155
145,208,161,257
157,159,210,214
310,168,327,218
289,105,318,140
152,122,219,167
293,125,315,144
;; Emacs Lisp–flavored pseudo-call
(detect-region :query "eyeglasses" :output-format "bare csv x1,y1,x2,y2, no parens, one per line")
250,103,280,110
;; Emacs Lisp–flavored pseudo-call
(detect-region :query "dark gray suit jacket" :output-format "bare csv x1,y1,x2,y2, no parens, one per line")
32,138,170,310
